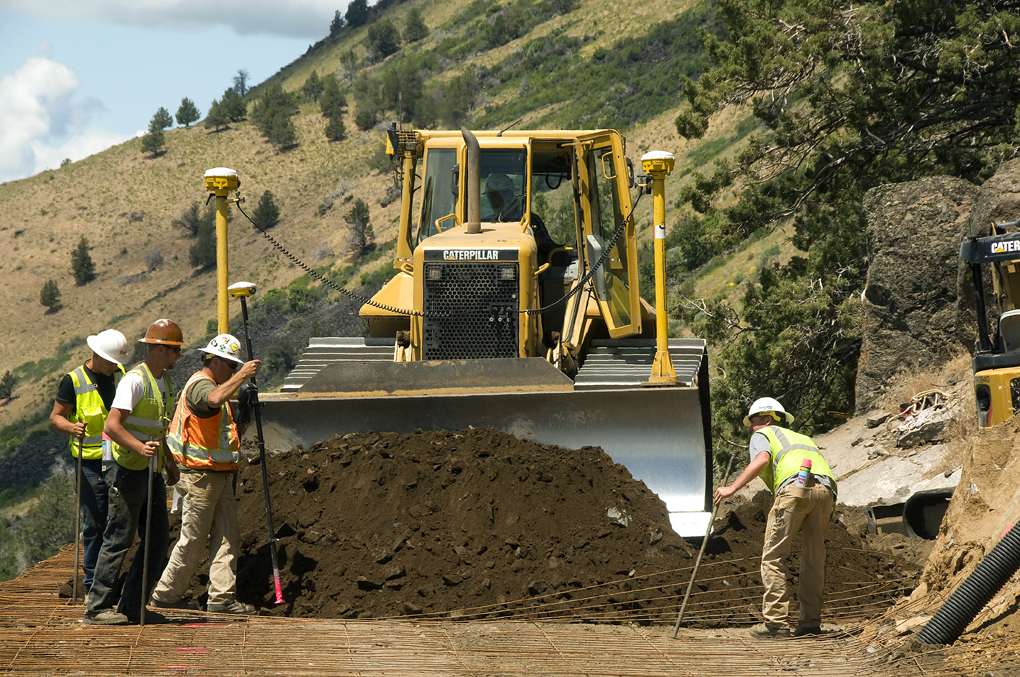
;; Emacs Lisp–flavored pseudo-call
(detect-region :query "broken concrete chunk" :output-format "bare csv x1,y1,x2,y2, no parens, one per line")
607,507,630,527
867,412,892,428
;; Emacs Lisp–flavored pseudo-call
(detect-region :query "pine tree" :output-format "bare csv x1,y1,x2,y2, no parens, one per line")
204,98,229,131
71,235,96,285
302,70,324,102
232,69,250,97
188,204,217,269
345,0,368,28
404,7,428,43
221,87,247,122
320,74,346,117
268,111,297,149
140,112,165,155
40,279,60,310
154,106,174,130
325,109,346,141
344,198,373,256
175,97,200,127
253,190,281,229
330,9,345,36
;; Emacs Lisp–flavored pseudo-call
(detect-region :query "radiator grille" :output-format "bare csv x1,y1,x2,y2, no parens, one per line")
423,262,519,360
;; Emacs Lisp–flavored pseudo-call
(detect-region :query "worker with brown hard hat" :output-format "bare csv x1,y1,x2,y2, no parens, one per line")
150,334,261,615
84,319,183,625
713,397,838,639
49,329,130,594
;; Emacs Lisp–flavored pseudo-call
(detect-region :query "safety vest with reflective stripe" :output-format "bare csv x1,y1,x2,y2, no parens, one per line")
756,425,836,496
111,363,174,472
166,371,240,471
66,364,125,460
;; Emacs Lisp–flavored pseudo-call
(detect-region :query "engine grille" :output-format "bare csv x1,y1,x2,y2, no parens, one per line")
423,262,519,360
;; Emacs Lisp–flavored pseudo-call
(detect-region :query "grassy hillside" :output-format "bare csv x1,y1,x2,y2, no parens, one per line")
0,0,772,449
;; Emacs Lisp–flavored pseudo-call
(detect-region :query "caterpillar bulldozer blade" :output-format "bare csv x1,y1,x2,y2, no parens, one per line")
258,339,713,536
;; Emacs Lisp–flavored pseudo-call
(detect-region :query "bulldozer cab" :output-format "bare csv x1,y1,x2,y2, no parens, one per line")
393,130,641,344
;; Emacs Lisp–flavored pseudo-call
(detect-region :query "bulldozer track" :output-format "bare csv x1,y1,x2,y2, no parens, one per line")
2,547,1018,675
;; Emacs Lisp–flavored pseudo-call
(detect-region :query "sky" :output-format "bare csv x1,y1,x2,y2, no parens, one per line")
0,1,349,184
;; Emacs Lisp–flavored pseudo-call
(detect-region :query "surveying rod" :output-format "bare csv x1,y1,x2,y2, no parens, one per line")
228,281,285,605
205,167,239,335
641,151,678,386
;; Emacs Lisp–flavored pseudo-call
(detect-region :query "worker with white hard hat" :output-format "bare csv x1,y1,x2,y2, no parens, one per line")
713,397,837,639
49,329,130,594
150,334,260,615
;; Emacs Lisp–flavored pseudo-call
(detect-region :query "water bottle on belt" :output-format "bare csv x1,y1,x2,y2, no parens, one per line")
790,459,812,498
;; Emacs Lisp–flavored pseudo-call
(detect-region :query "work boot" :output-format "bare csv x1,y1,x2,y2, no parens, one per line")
794,626,823,637
150,596,198,610
748,623,791,639
125,610,168,625
83,609,129,625
207,600,255,615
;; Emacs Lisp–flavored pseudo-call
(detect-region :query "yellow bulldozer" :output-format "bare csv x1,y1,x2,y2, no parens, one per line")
257,128,713,536
961,221,1020,427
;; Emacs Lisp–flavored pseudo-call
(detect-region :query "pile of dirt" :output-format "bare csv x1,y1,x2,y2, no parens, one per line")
154,427,918,626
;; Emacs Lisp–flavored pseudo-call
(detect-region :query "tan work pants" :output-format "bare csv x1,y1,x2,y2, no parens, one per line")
152,470,239,606
760,483,833,629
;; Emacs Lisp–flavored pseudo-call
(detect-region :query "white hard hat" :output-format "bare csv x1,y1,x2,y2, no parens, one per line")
743,397,794,428
86,329,130,365
199,334,245,365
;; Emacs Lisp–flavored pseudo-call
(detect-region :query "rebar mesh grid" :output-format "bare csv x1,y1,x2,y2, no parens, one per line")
2,546,1018,676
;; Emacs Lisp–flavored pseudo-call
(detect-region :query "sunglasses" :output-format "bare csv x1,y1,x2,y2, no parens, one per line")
164,345,182,354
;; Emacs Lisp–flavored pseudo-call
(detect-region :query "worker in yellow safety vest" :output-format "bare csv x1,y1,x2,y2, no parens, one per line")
150,334,260,615
49,329,129,592
713,397,837,639
84,319,183,625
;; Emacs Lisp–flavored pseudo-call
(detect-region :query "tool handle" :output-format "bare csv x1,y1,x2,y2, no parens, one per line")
239,296,285,605
671,450,738,638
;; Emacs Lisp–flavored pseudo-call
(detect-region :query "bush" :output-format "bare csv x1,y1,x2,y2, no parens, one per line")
146,248,164,272
253,190,281,230
355,109,376,131
344,198,374,256
368,19,402,60
189,205,217,269
0,371,15,400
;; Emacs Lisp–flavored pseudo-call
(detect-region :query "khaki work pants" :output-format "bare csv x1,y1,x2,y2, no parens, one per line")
760,483,833,629
152,470,239,606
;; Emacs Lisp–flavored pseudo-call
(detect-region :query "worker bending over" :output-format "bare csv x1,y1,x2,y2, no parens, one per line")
49,329,129,593
713,398,837,639
151,334,260,614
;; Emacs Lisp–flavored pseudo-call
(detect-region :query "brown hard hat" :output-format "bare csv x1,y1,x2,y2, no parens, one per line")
139,319,185,346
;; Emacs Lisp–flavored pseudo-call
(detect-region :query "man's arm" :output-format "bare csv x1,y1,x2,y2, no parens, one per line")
49,401,85,439
105,407,160,458
206,360,261,410
713,451,771,505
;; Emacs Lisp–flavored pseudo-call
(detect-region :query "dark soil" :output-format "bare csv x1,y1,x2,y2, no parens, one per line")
63,428,921,626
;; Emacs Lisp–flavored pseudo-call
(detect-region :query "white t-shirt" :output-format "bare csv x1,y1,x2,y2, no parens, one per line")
111,371,168,412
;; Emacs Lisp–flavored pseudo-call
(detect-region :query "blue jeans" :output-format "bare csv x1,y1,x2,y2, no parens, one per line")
85,463,169,619
79,459,108,590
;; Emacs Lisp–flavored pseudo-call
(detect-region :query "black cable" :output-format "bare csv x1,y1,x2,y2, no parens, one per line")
235,198,423,317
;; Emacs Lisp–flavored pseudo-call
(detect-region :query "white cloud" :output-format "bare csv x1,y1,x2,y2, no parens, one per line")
0,0,344,39
0,56,132,182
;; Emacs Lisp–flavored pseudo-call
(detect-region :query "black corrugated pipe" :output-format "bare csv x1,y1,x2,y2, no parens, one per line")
916,523,1020,645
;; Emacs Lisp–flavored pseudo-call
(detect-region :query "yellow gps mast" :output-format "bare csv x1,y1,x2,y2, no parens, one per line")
204,167,240,334
641,151,677,386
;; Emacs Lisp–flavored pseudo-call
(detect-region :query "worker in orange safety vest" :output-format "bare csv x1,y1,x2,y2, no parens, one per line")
150,334,260,615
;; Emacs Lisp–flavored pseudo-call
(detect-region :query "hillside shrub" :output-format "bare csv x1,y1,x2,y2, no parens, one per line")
40,280,60,311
